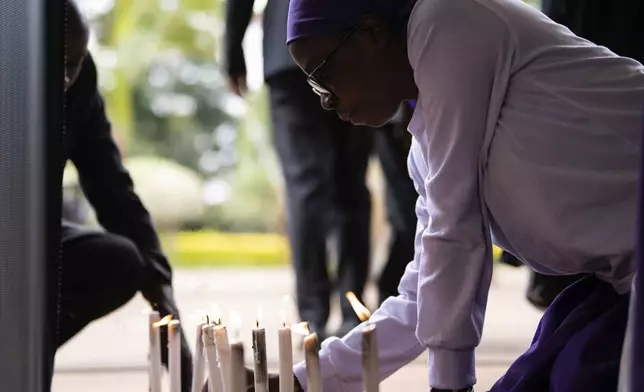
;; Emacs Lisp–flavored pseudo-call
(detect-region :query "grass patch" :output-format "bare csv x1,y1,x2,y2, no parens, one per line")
163,231,504,268
162,231,290,267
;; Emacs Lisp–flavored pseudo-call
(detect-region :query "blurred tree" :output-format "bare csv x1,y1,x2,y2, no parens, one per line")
76,0,282,232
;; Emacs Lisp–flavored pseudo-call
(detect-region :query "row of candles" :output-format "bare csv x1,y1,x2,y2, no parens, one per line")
147,292,379,392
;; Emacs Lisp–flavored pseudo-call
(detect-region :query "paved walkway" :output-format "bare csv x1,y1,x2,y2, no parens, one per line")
52,265,543,391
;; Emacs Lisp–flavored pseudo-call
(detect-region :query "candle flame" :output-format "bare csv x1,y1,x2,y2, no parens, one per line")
280,309,289,327
209,304,221,323
257,304,264,327
152,314,173,328
291,322,311,336
346,291,371,322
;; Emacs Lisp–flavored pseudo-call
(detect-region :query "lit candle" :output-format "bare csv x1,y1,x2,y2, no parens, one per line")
346,291,379,392
148,311,163,392
252,320,269,392
192,322,207,392
303,333,322,392
229,341,246,392
168,319,182,392
362,323,379,392
214,324,231,392
202,324,224,392
278,318,294,392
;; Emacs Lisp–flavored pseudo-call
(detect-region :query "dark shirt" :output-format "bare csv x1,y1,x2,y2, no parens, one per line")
63,54,172,286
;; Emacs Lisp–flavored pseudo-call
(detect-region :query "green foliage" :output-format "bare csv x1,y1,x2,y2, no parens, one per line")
78,0,283,233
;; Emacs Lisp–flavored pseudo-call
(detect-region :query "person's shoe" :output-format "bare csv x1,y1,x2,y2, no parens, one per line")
499,251,523,267
526,272,586,311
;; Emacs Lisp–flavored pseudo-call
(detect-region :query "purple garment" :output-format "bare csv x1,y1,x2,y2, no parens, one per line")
491,276,629,392
286,0,416,44
632,112,644,391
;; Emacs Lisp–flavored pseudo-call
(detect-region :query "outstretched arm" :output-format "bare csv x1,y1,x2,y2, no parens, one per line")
292,159,429,392
68,54,172,289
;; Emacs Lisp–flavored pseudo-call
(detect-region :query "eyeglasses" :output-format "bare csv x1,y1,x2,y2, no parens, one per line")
306,27,357,99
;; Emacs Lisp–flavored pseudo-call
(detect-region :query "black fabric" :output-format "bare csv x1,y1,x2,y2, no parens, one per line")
53,54,193,391
268,69,373,328
225,0,298,81
374,118,417,305
57,222,146,346
45,1,65,388
542,0,644,63
63,55,172,288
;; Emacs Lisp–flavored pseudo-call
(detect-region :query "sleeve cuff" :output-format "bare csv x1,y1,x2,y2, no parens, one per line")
293,349,346,392
427,348,476,390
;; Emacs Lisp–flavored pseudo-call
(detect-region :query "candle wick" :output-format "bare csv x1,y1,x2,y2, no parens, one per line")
206,315,210,325
256,320,259,328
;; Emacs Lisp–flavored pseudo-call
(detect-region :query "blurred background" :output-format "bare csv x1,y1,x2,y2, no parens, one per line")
54,1,546,391
65,0,290,267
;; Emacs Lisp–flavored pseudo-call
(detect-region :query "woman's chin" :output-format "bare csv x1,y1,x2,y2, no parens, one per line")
349,110,394,128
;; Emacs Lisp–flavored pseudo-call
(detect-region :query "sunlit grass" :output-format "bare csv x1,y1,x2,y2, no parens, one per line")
163,231,503,267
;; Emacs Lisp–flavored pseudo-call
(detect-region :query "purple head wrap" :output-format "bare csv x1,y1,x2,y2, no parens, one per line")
287,0,417,44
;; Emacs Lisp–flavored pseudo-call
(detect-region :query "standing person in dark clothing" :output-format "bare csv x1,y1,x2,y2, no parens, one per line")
542,0,643,63
56,2,193,391
224,0,417,338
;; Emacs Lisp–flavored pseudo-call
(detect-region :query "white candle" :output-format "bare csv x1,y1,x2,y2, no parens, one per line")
192,322,207,392
278,324,294,392
252,324,269,392
229,341,246,392
148,311,163,392
202,325,224,392
303,333,322,392
362,323,379,392
168,320,182,392
214,325,231,392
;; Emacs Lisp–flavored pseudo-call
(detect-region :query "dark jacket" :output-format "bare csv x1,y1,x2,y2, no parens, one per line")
63,54,172,287
542,0,644,63
225,0,297,81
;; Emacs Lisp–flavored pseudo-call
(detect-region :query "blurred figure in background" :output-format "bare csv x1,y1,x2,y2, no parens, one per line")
224,0,417,339
498,0,644,311
542,0,643,63
55,2,193,390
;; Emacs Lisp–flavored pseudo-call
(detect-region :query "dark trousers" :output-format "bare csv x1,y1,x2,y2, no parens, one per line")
374,121,417,305
50,222,193,392
268,70,373,330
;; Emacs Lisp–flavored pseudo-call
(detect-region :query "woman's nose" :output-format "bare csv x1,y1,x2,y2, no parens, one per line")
320,93,338,111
